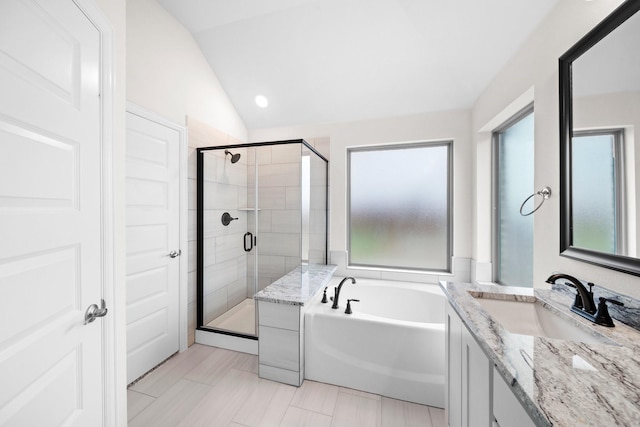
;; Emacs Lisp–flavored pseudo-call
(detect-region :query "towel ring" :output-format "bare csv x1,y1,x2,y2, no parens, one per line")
519,187,551,216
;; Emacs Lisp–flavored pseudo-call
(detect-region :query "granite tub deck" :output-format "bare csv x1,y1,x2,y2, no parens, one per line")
253,264,338,305
440,282,640,426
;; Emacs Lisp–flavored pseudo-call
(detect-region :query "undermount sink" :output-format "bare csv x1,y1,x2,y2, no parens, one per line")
470,294,615,345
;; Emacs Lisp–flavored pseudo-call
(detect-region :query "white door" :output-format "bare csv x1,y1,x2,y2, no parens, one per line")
0,0,105,425
125,110,181,383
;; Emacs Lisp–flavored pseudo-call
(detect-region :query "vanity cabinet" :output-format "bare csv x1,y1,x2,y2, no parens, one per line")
446,302,492,427
446,302,536,427
492,367,536,427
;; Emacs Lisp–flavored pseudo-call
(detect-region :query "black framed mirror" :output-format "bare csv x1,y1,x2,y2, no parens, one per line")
560,0,640,276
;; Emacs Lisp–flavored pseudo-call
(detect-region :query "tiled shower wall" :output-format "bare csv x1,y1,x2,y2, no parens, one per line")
251,143,329,290
188,118,247,345
187,117,330,345
201,149,249,325
309,150,329,265
252,143,303,291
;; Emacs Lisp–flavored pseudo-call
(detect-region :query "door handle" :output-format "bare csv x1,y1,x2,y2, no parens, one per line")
244,232,253,252
168,249,182,258
84,299,108,324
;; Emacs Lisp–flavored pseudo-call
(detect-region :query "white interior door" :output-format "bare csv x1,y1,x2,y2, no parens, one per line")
0,0,105,425
125,110,181,384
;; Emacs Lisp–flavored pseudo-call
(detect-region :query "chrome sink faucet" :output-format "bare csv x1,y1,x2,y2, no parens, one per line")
332,277,356,309
546,273,624,327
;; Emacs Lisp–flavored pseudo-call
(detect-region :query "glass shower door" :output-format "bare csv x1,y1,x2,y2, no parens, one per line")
197,140,327,342
200,147,257,337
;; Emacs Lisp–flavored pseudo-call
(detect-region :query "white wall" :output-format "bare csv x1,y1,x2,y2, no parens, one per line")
126,0,247,141
472,0,640,297
249,109,473,283
127,0,249,348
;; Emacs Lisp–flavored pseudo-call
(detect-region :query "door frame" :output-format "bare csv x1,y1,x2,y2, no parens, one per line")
126,102,189,353
70,0,119,425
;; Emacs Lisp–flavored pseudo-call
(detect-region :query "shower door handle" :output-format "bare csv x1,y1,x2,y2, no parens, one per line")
244,232,253,252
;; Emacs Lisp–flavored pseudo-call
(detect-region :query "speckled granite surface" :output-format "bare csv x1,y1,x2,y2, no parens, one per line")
552,282,640,332
440,281,640,427
253,264,337,305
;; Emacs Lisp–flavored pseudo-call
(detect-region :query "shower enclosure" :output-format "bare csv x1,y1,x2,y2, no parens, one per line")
196,140,328,343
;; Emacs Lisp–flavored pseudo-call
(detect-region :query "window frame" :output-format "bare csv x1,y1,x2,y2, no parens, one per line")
346,140,454,273
491,104,534,286
572,128,626,255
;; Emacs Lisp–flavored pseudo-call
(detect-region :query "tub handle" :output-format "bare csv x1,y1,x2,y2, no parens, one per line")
345,299,360,315
321,287,328,303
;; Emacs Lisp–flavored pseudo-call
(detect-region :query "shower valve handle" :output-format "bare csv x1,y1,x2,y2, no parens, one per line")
221,212,238,226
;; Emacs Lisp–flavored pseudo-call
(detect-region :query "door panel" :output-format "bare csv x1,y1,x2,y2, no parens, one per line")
0,122,78,209
125,111,180,384
0,0,103,425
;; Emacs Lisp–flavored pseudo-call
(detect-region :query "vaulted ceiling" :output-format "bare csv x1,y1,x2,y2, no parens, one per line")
157,0,559,129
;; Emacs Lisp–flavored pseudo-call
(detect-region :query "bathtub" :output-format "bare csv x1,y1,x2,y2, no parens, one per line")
304,277,445,407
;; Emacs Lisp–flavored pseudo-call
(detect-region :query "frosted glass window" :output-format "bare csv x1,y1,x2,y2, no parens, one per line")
348,142,451,272
495,110,534,287
572,132,620,253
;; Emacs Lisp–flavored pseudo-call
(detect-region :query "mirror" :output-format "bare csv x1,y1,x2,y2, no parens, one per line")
560,1,640,275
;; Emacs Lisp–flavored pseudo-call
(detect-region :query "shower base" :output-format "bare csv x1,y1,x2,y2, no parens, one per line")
206,298,256,336
196,298,258,355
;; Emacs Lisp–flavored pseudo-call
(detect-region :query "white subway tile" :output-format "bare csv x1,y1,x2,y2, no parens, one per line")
204,258,238,292
204,287,228,324
259,163,300,188
258,187,286,209
258,232,301,257
271,209,301,233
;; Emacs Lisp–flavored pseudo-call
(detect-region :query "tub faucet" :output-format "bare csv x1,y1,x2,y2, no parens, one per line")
546,273,596,314
332,277,356,309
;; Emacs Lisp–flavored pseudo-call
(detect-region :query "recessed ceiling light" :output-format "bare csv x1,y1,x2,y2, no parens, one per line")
255,95,269,108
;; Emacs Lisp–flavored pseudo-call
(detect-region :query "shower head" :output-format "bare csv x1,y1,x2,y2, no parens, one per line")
225,150,241,163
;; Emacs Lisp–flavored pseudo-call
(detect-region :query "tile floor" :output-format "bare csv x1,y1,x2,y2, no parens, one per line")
127,344,446,427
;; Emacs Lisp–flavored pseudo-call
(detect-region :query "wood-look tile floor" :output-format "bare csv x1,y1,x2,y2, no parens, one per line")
127,344,446,427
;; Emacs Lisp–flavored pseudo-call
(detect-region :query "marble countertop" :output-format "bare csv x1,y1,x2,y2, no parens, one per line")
253,264,337,306
440,281,640,427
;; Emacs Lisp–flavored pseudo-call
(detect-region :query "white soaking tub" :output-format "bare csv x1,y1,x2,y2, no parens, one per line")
304,277,445,407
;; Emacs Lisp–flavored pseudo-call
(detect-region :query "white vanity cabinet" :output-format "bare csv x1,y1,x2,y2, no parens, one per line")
492,367,536,427
446,302,492,427
446,302,536,427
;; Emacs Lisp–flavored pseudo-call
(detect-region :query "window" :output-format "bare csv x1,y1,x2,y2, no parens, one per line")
572,129,625,254
493,107,534,287
348,142,452,272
